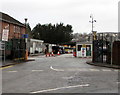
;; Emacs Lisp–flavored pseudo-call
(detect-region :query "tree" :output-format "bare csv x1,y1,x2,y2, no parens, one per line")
26,23,32,39
32,23,73,44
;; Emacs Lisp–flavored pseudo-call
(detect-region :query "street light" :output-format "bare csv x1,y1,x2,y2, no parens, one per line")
89,14,96,31
89,14,96,63
25,18,27,25
24,18,28,61
89,14,97,40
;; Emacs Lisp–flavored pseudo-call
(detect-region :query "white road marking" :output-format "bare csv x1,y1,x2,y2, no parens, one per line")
30,84,89,93
67,68,89,71
62,76,74,79
114,70,119,72
50,66,64,71
8,71,18,72
116,82,120,84
89,69,100,71
50,66,118,72
32,70,43,72
77,69,89,71
102,69,111,71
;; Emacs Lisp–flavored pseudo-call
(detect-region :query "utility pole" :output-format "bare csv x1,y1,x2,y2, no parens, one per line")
24,18,28,61
89,14,97,40
89,14,96,62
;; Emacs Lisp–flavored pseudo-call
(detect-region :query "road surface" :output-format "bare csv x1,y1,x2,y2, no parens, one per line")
2,54,119,93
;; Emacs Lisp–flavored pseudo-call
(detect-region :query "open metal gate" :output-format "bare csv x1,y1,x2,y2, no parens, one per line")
12,39,26,61
92,32,112,64
93,40,111,63
3,39,26,61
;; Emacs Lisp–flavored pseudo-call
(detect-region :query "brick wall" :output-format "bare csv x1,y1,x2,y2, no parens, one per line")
0,21,26,59
0,21,25,40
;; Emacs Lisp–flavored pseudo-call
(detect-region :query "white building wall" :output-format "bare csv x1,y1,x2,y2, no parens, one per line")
29,39,44,54
76,43,92,58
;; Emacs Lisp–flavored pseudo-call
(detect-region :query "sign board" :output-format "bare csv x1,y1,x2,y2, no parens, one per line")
82,44,86,48
2,29,9,41
81,47,86,57
22,34,28,38
0,42,5,50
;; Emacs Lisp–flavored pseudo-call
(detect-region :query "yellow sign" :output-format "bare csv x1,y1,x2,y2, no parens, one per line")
82,44,86,48
64,45,68,47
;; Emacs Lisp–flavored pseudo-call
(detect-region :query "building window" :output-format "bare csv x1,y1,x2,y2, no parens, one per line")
77,45,82,51
14,26,20,33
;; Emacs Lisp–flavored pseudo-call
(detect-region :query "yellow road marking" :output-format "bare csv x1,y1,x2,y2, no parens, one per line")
0,65,14,70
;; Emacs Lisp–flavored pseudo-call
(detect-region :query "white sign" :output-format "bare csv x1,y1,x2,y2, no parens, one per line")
81,47,86,57
2,29,9,41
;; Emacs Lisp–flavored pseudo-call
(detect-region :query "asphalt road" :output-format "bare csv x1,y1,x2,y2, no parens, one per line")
2,54,119,93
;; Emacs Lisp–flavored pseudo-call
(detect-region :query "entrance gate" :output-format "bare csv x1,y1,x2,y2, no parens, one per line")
93,39,111,63
12,39,26,61
3,39,26,61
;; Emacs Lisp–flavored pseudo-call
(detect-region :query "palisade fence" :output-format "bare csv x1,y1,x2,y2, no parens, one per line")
3,39,26,61
93,40,111,64
92,33,117,64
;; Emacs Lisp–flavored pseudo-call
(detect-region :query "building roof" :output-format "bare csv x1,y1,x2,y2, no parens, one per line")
76,41,92,44
0,12,25,27
30,39,44,43
97,32,118,34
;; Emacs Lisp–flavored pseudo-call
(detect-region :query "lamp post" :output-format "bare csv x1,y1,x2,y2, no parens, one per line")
25,18,27,25
89,14,96,39
24,18,28,61
25,18,28,42
89,14,96,62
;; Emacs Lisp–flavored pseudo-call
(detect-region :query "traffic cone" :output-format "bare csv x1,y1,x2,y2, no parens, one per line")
57,51,60,55
49,53,51,57
51,51,55,56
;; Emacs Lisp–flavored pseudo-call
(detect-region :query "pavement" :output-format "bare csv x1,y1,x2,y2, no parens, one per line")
86,61,120,69
29,53,45,57
0,58,35,67
0,53,59,67
0,53,44,67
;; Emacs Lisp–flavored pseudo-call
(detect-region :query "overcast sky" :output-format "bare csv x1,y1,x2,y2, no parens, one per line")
0,0,119,33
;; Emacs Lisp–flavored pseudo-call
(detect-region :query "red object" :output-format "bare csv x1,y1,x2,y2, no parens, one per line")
51,51,55,56
73,51,76,57
57,51,60,55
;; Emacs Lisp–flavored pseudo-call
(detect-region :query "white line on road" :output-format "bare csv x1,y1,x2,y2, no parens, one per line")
50,66,117,72
114,70,119,72
50,66,64,71
116,82,120,84
66,68,88,71
8,71,18,72
32,70,43,72
62,76,74,79
30,84,89,93
89,69,100,71
102,69,112,71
